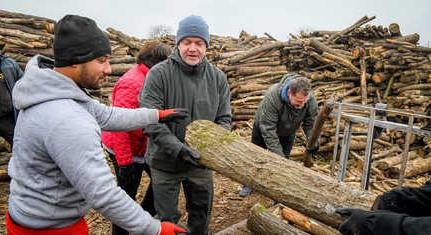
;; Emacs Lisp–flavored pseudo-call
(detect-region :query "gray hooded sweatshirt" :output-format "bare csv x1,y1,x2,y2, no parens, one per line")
8,55,160,234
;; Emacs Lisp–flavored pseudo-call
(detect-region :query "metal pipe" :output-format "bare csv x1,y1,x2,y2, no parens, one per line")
337,121,352,182
331,102,342,176
361,109,376,190
398,115,414,187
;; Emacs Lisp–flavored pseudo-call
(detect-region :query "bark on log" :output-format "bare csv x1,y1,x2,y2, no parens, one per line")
247,203,308,235
0,167,9,182
374,151,417,170
388,23,401,37
359,48,367,105
328,15,376,42
281,206,340,235
228,42,286,64
186,120,377,228
385,157,431,178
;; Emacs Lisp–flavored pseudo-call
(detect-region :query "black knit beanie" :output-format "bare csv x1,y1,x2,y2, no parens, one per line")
53,15,111,67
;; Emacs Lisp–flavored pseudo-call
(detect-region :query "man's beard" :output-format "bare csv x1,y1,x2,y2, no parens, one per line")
80,65,101,89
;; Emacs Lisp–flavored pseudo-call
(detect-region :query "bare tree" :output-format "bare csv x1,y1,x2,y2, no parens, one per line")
148,24,173,38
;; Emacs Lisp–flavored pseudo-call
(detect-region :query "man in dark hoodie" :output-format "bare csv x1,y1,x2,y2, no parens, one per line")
239,73,318,197
138,15,232,235
0,53,23,147
336,180,431,235
7,15,187,235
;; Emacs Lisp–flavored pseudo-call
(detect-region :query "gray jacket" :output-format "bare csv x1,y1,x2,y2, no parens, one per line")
139,48,231,172
254,74,318,156
8,55,160,234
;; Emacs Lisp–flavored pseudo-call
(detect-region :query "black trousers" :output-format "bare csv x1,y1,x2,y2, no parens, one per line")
251,123,296,157
151,167,213,235
108,153,156,235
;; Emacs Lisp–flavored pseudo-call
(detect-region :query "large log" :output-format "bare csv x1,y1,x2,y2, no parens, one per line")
186,120,377,228
247,203,308,235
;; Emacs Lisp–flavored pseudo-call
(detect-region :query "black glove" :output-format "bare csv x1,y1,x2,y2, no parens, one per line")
178,145,200,166
158,108,189,123
335,208,404,235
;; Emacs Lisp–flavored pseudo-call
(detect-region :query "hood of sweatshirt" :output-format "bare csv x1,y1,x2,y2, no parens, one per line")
13,55,92,110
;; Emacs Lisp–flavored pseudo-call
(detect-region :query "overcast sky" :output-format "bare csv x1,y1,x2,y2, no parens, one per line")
1,0,430,45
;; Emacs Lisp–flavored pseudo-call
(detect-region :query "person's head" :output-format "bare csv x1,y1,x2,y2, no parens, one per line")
136,41,172,68
288,77,312,109
53,15,112,89
176,15,209,66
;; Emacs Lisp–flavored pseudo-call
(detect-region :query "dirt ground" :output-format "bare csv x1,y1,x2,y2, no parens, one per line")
0,169,272,234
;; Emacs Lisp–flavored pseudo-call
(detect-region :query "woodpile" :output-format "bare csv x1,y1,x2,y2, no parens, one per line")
1,9,431,234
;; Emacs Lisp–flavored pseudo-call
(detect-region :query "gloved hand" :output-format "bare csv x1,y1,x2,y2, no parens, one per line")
306,144,319,155
336,208,373,235
159,221,188,235
158,108,189,123
178,145,200,166
335,208,403,235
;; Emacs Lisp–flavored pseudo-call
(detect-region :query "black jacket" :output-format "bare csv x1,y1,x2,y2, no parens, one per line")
138,48,231,172
371,181,431,235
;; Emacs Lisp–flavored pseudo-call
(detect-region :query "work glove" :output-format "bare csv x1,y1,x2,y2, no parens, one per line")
158,108,189,123
335,208,403,235
159,222,188,235
178,145,200,166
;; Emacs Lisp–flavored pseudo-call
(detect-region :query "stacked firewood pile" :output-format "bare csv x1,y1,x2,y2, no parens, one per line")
0,10,55,68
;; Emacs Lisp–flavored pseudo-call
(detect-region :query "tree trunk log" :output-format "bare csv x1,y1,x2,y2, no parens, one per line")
228,42,286,64
385,156,431,178
186,120,377,228
281,206,340,235
247,203,308,235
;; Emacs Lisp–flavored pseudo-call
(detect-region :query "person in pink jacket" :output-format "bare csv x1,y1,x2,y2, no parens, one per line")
102,41,172,235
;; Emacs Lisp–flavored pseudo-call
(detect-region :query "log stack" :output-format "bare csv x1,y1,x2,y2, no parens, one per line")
1,9,431,234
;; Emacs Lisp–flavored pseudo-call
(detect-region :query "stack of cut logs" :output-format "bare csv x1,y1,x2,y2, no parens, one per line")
1,9,431,234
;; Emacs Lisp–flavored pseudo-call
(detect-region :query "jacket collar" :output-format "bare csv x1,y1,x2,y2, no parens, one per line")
171,47,207,75
137,63,150,75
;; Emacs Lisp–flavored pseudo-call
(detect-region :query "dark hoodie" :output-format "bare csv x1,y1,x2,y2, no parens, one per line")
138,48,231,172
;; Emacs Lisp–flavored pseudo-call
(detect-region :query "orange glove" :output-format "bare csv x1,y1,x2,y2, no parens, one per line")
158,108,188,123
159,222,187,235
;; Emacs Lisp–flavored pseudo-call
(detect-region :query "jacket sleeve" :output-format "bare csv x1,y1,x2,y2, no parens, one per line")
302,97,318,140
370,213,431,235
373,181,431,217
258,91,284,156
107,82,136,166
45,118,160,235
85,99,159,132
215,73,232,130
138,68,183,158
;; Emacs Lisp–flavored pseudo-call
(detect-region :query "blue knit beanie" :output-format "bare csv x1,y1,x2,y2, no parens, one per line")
176,15,210,47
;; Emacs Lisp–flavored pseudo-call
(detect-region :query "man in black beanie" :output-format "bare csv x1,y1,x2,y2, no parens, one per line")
139,15,232,235
7,14,187,235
